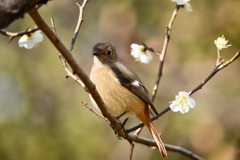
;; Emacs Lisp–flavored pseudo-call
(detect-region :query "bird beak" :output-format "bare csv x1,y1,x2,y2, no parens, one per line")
92,51,99,55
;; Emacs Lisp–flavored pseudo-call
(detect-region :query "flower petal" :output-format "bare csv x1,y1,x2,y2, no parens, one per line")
140,55,148,64
24,40,35,49
185,3,192,12
140,54,152,64
180,104,189,114
178,91,189,98
214,35,231,50
33,31,43,43
188,98,196,108
131,50,141,59
146,51,153,60
131,43,141,50
18,35,29,47
171,0,185,5
130,43,153,64
170,102,180,112
170,91,196,114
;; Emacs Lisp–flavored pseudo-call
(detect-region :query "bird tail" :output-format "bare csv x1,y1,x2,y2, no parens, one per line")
136,109,167,158
149,121,167,158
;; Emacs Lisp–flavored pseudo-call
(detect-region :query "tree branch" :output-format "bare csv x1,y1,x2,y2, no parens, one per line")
69,1,88,51
82,101,110,123
151,5,180,102
189,50,240,96
127,134,204,160
128,51,240,132
28,7,128,139
0,0,49,29
0,26,39,42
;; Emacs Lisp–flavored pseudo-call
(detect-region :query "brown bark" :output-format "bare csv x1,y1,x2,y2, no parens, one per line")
0,0,49,29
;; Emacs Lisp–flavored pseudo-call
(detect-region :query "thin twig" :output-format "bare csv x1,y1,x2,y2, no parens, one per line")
128,51,240,132
50,2,89,90
127,107,170,133
58,1,89,89
142,42,161,56
165,143,204,160
127,6,181,158
69,0,88,51
50,16,57,35
82,101,110,123
127,123,143,160
134,127,143,136
151,5,180,102
59,53,86,88
127,140,135,160
189,50,240,95
0,26,39,42
27,4,238,160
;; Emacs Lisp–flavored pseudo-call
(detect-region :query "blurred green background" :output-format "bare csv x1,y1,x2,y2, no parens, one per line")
0,0,240,160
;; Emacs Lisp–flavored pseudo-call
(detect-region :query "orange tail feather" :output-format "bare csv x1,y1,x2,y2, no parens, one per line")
136,108,167,158
149,121,167,158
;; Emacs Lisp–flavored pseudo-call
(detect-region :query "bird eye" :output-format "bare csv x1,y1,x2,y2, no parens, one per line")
107,50,112,56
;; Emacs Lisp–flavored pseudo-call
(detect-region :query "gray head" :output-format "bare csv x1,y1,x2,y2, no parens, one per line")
92,42,119,64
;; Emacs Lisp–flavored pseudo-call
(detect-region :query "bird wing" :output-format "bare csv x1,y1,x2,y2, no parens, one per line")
110,63,159,116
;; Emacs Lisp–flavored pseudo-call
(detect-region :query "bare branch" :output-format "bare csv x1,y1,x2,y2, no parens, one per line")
0,26,39,42
82,101,110,123
54,0,89,90
0,0,49,29
128,51,240,132
26,3,239,160
28,8,127,139
127,6,181,157
69,0,89,51
127,107,170,133
127,140,135,160
164,144,204,160
127,134,204,160
151,5,181,102
189,50,240,96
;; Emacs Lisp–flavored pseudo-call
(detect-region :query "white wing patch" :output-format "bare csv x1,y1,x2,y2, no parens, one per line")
114,77,121,84
132,80,140,87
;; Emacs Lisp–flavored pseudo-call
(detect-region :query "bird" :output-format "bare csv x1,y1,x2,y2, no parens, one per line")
89,41,167,158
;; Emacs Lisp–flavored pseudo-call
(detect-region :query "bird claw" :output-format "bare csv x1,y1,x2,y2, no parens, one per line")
109,119,128,140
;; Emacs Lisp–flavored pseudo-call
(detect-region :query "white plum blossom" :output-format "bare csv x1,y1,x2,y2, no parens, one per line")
171,0,192,12
170,91,196,114
130,43,153,64
214,35,231,50
18,30,43,49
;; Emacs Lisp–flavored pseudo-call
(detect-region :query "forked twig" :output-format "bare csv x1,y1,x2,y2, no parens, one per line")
69,1,88,51
0,26,39,42
189,50,240,95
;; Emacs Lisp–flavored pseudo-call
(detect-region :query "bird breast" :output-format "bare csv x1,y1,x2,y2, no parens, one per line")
90,66,146,117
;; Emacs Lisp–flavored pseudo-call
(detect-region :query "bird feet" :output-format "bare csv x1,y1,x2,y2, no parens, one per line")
109,117,129,140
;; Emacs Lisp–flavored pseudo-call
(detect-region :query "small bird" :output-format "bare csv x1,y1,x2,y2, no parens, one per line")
90,42,167,158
